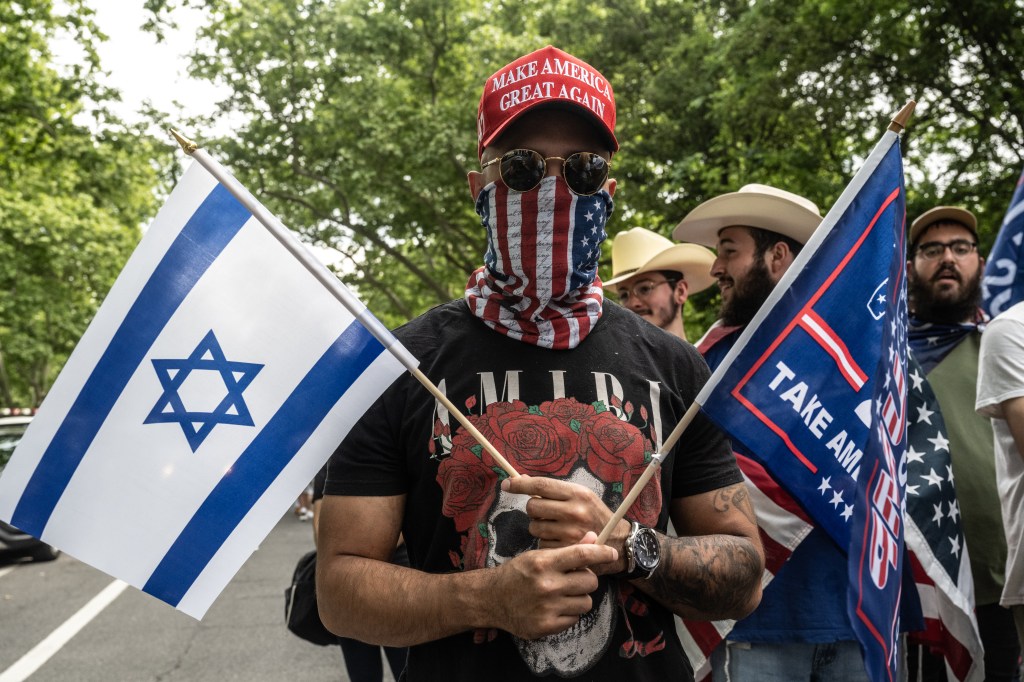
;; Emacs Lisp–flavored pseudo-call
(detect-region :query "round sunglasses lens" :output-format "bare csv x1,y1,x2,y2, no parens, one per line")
564,153,608,195
500,150,546,192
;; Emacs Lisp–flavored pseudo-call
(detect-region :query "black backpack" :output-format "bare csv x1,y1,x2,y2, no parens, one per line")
284,550,337,646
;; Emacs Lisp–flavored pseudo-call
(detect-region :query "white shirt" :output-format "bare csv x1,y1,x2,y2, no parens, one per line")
976,301,1024,606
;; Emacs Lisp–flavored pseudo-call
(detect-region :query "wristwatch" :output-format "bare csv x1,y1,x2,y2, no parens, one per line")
623,521,660,579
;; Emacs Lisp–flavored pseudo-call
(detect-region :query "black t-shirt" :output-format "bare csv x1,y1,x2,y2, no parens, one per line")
326,300,741,681
312,463,328,502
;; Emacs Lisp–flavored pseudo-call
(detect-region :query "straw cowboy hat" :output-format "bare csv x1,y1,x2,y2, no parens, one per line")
604,227,716,294
909,206,978,246
672,184,822,247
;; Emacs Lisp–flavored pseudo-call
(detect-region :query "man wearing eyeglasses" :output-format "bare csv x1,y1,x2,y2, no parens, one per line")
318,46,763,682
604,227,716,341
906,207,1021,681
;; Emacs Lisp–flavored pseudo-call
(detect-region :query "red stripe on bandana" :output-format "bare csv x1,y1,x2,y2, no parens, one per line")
465,177,610,349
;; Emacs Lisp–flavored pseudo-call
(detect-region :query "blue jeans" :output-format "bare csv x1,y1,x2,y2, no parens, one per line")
711,640,870,681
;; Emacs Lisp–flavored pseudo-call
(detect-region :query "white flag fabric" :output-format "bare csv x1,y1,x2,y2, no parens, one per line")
0,160,411,618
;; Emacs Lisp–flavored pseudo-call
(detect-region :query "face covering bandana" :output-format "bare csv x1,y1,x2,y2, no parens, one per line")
465,175,613,350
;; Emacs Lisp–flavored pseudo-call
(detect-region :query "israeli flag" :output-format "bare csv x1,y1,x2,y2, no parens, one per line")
0,160,412,618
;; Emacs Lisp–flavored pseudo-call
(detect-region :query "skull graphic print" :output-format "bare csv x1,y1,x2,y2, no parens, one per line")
435,397,663,676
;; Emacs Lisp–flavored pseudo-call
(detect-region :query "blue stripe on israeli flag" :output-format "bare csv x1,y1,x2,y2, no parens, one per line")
11,185,251,537
143,321,384,606
0,159,412,619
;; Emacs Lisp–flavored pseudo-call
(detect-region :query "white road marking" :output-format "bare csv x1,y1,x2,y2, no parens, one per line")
0,566,14,580
0,579,128,682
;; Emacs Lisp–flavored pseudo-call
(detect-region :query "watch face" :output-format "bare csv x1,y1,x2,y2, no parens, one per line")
635,528,660,570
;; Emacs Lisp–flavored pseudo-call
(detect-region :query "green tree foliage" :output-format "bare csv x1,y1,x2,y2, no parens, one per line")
0,0,161,406
147,0,499,327
146,0,1024,338
603,0,1024,336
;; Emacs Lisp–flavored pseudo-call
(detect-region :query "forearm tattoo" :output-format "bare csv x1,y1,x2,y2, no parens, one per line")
644,484,763,619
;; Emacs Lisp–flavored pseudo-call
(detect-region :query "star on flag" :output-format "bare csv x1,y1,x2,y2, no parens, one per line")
144,330,264,451
904,353,965,579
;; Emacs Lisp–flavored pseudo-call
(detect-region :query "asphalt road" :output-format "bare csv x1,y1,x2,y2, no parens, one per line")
0,512,397,682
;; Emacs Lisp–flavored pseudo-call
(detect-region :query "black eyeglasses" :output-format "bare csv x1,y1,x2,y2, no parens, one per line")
481,149,610,196
616,279,677,304
915,239,978,261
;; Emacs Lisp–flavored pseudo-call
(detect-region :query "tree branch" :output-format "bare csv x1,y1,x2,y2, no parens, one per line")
259,188,453,302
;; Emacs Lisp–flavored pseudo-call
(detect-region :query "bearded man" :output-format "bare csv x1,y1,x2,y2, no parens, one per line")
906,207,1020,681
676,185,895,681
672,184,820,367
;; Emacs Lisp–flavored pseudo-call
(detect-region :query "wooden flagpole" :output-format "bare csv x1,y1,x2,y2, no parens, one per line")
887,100,916,133
169,129,520,479
596,401,700,544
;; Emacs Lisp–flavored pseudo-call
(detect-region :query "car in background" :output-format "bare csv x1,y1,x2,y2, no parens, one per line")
0,414,60,562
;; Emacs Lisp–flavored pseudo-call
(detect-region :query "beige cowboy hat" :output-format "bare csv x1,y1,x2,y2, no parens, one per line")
604,227,716,294
672,184,822,247
909,206,978,246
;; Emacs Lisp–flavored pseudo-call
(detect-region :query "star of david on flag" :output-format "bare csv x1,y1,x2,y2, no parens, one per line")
694,129,910,682
145,330,264,451
0,154,415,618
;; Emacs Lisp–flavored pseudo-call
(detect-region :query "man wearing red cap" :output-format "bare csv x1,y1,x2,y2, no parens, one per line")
317,46,763,681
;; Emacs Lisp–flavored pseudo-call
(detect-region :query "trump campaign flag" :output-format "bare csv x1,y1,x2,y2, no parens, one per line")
695,128,910,681
681,317,982,677
0,150,415,619
982,165,1024,317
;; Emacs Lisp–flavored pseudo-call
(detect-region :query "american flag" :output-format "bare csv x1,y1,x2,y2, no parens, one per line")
465,177,608,349
902,353,983,680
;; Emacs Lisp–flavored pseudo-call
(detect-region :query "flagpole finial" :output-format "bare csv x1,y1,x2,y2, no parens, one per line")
170,129,199,155
888,100,917,133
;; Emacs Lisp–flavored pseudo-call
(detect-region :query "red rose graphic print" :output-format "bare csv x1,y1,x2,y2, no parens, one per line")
481,401,581,477
435,397,662,571
437,439,500,533
434,396,666,676
579,409,648,484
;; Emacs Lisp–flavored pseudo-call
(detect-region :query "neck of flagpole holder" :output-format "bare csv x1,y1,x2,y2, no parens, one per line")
176,138,520,479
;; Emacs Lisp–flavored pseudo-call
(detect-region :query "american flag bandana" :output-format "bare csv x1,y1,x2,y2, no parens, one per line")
908,310,987,373
465,176,612,350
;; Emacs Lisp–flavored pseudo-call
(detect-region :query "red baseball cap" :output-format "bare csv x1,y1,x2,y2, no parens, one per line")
476,45,618,157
